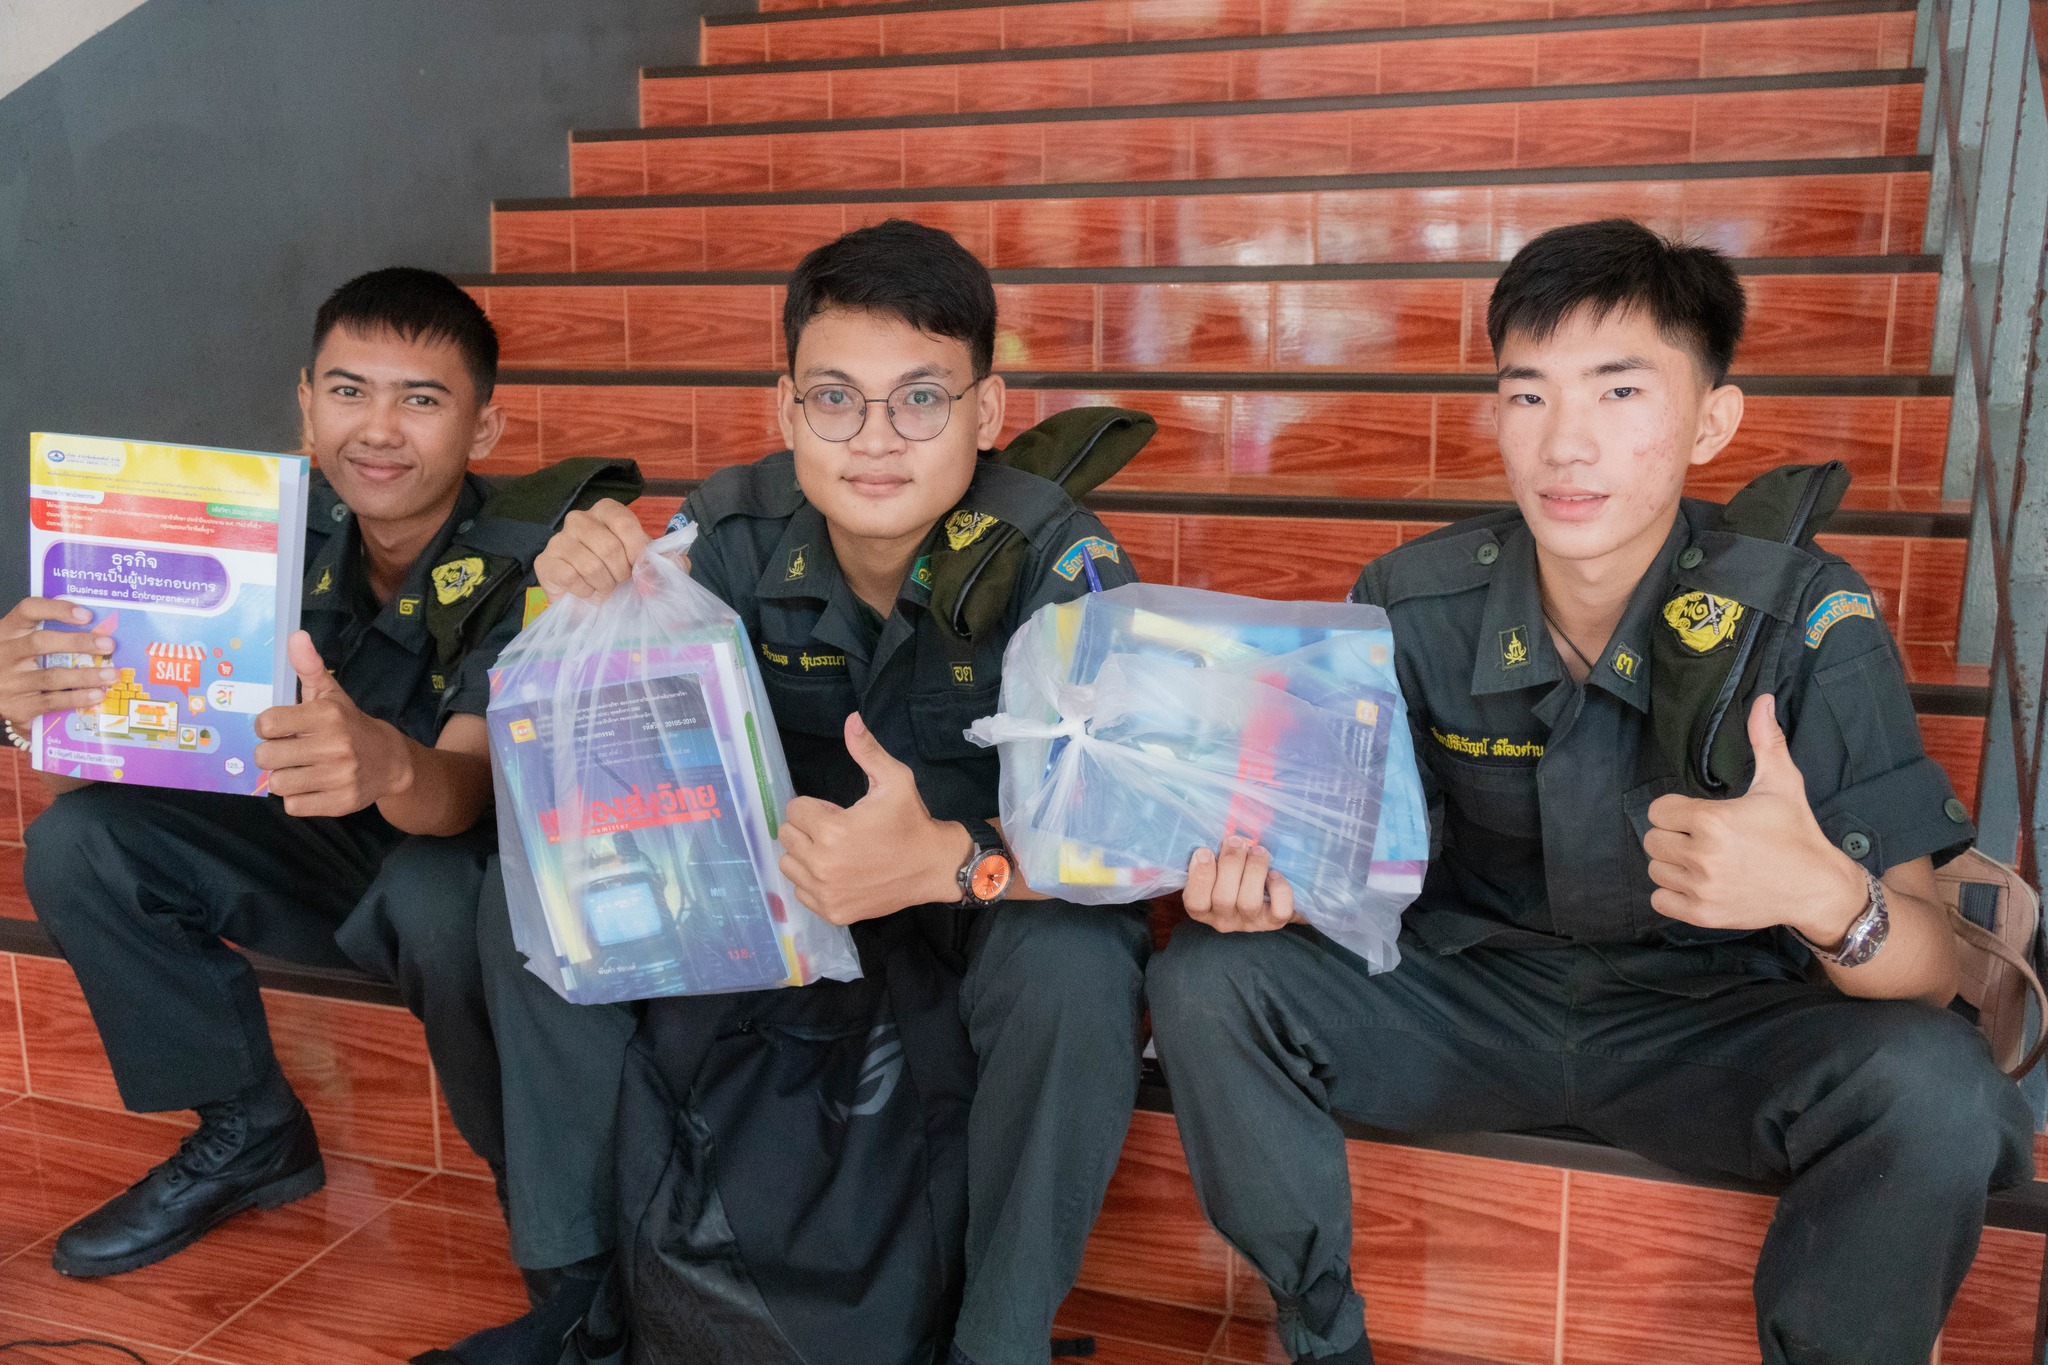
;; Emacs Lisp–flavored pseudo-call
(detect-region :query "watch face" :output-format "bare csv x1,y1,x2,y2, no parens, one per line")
969,850,1012,903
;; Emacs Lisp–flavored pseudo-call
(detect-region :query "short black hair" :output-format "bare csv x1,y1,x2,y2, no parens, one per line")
311,267,499,401
783,220,997,379
1486,219,1746,386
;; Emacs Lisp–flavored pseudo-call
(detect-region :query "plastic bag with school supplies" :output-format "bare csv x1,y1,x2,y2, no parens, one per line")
966,582,1428,971
486,527,861,1005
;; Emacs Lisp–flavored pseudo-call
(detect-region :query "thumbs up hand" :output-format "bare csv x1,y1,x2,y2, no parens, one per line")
1643,694,1868,943
253,630,414,817
778,711,974,925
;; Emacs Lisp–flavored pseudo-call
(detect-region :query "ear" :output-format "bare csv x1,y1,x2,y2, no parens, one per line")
775,372,800,452
1689,382,1744,469
296,369,317,456
973,374,1008,451
468,396,506,467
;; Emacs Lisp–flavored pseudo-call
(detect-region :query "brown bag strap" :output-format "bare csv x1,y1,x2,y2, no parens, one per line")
1948,907,2048,1079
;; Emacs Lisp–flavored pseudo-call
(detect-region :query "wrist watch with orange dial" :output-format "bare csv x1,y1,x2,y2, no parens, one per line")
956,818,1013,907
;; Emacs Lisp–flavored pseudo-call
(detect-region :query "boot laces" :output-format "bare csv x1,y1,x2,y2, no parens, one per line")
159,1101,251,1187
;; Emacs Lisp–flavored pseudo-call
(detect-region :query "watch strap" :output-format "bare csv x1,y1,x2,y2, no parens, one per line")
1794,871,1890,967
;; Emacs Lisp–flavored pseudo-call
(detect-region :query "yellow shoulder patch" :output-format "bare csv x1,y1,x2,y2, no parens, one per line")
945,510,999,551
1661,590,1745,654
432,556,487,606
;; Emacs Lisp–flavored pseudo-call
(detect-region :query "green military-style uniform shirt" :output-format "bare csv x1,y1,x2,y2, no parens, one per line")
300,472,520,744
1350,500,1974,961
671,451,1137,820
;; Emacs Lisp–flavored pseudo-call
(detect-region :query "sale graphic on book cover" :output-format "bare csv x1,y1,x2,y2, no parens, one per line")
27,433,310,795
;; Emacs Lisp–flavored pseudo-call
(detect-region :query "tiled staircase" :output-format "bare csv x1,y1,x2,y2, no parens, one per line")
0,1,2042,1361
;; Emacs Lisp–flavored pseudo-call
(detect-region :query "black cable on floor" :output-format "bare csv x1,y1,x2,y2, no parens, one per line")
0,1339,153,1363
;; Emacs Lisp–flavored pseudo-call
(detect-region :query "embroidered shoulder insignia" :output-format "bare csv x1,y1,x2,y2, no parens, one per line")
431,556,486,606
1053,536,1122,581
1661,590,1745,654
945,511,998,551
1804,591,1875,648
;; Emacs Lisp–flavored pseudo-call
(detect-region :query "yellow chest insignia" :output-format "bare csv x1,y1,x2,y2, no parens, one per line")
945,511,998,551
785,546,807,582
311,567,332,596
432,556,487,606
1498,626,1530,670
1611,645,1641,681
1661,590,1746,654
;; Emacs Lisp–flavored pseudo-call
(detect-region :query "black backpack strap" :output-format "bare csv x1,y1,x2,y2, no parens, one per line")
928,406,1156,644
426,457,644,670
1649,460,1850,797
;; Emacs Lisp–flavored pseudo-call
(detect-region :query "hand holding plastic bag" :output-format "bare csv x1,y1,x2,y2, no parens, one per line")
487,528,862,1005
967,583,1428,971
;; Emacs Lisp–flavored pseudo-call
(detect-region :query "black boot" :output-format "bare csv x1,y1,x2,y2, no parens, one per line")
415,1252,610,1365
51,1097,324,1278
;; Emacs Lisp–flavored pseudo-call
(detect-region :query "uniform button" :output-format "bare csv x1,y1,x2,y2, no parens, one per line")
1476,543,1500,566
1841,831,1871,859
458,519,475,533
1677,547,1704,570
331,504,348,523
1945,797,1970,823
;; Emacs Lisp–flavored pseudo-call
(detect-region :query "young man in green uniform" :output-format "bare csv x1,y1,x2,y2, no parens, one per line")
535,219,1151,1365
5,271,634,1325
1147,220,2035,1365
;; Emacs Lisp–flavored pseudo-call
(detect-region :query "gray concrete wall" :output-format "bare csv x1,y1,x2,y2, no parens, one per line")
0,0,738,598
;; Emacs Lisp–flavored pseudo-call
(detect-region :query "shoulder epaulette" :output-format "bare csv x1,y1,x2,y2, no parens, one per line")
686,450,805,531
1365,510,1521,607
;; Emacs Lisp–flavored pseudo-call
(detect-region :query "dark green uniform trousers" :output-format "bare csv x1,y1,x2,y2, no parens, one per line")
23,782,634,1270
1146,920,2035,1365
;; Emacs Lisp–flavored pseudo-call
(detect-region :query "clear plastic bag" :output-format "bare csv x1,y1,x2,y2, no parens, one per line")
487,528,862,1005
967,582,1428,971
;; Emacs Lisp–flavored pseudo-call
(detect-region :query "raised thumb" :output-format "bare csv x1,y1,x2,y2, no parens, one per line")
288,630,340,703
844,711,905,798
1745,693,1803,796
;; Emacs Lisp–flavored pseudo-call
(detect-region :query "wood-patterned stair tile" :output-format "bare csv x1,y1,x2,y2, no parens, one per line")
704,203,847,270
1095,51,1235,107
1558,1172,1774,1365
1230,43,1380,102
994,196,1152,268
1007,0,1133,50
1349,104,1518,175
1899,534,1966,647
1047,117,1194,184
1150,192,1314,267
638,73,708,128
624,284,777,370
1423,0,1551,21
1257,0,1404,32
1534,24,1704,86
1491,180,1685,257
1515,94,1697,168
1432,393,1501,481
486,286,627,368
536,386,695,479
0,1105,153,1262
490,211,572,273
1885,170,1931,254
263,990,438,1170
0,955,22,1093
1938,1226,2044,1365
0,749,24,847
707,70,832,125
830,63,960,119
1049,389,1231,485
571,206,706,272
1888,271,1937,372
695,388,789,472
569,141,646,197
956,58,1094,115
1919,714,1984,812
845,200,994,261
17,954,131,1110
996,282,1100,369
1178,516,1396,600
1692,85,1891,162
1072,1111,1234,1312
1377,35,1539,95
1680,174,1890,257
1734,273,1900,374
1195,109,1349,180
1316,186,1493,264
1096,511,1178,585
1707,395,1902,488
1879,11,1919,68
1053,1286,1224,1359
1101,282,1272,371
1883,78,1926,155
1276,279,1464,372
485,384,542,474
701,24,768,65
906,123,1046,188
881,6,1005,57
764,14,884,62
1893,395,1950,487
1814,533,1905,626
1701,13,1889,77
1229,392,1435,490
770,127,905,191
1127,0,1264,42
643,134,772,194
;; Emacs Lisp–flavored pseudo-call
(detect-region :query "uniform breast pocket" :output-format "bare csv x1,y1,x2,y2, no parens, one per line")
1437,755,1542,840
762,671,857,738
909,685,1001,764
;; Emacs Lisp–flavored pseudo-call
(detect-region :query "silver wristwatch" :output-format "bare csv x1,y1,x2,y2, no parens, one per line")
1793,870,1889,967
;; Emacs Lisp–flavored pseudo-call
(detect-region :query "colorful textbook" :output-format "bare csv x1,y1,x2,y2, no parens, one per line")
27,433,311,795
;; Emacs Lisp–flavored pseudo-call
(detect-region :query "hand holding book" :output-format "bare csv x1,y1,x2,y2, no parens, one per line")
0,599,119,731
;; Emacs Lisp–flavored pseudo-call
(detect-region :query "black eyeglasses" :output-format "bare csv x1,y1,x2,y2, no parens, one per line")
792,378,981,443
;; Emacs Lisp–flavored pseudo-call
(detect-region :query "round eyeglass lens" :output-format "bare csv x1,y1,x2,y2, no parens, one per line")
798,382,960,442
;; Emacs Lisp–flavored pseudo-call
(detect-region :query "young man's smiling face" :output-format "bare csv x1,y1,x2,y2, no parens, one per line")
298,324,503,532
777,306,1007,547
1494,304,1743,574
